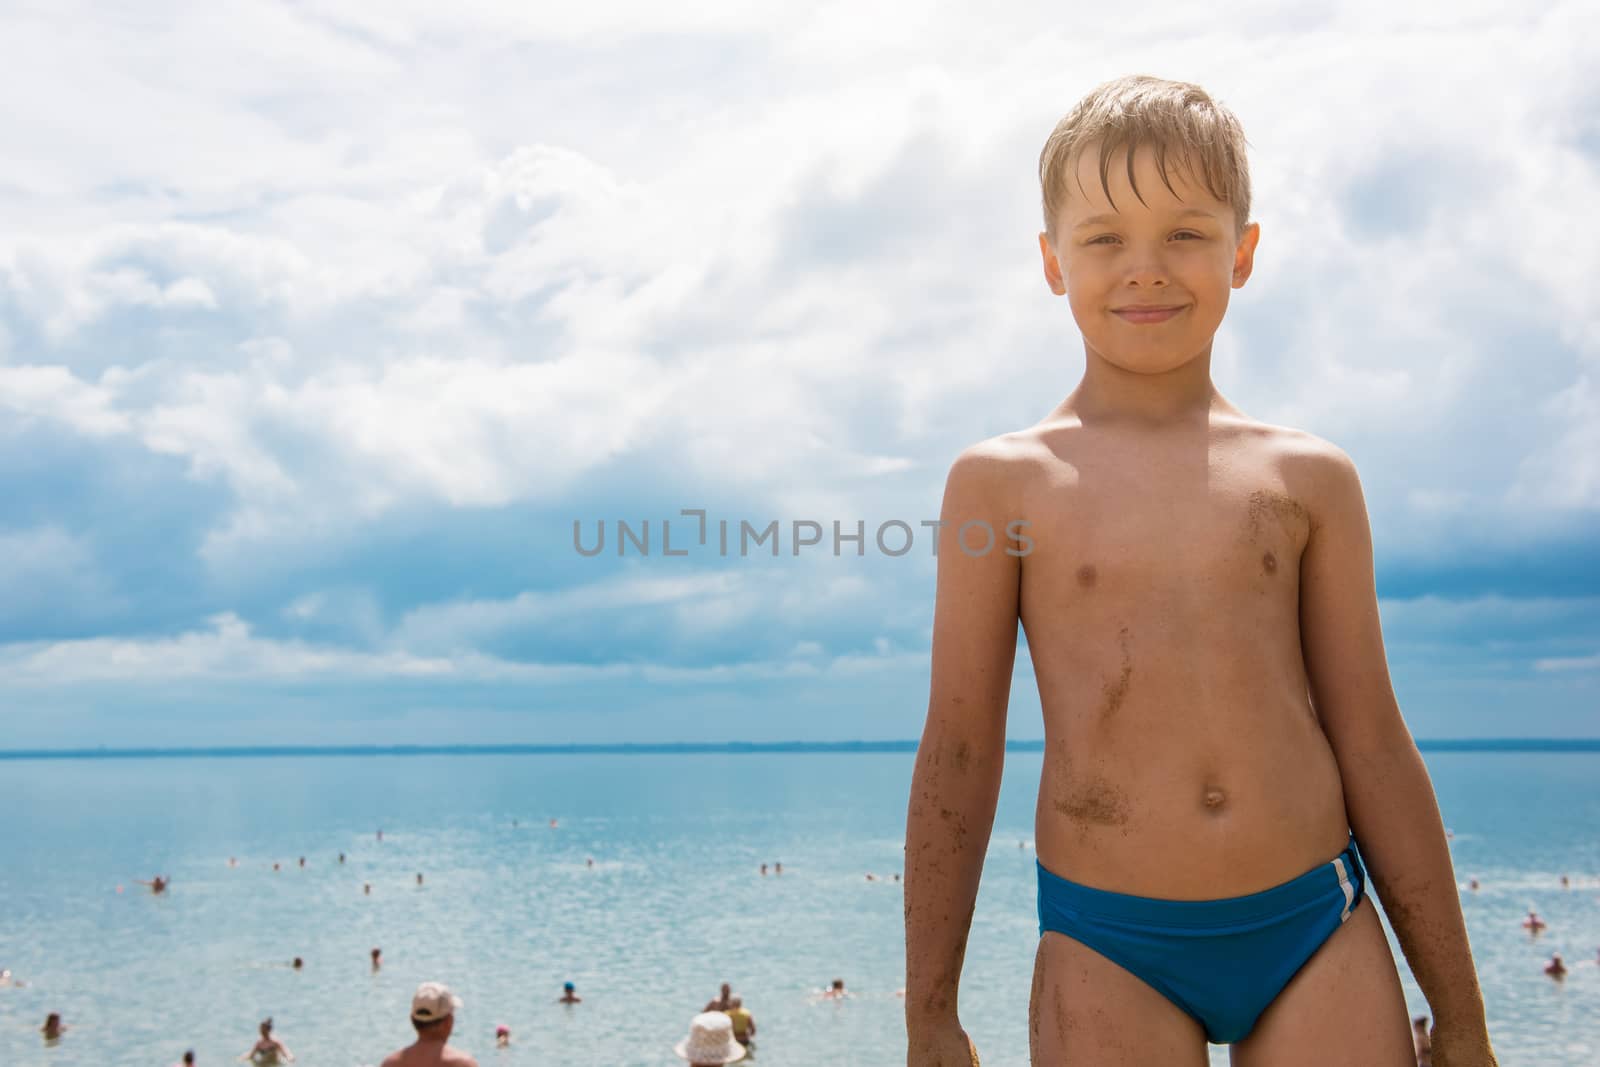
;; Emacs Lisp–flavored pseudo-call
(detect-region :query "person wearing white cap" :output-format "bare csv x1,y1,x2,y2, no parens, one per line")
378,982,478,1067
674,1011,747,1066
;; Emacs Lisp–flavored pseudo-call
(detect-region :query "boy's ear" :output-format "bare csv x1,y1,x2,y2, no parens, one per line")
1232,222,1261,288
1038,231,1066,295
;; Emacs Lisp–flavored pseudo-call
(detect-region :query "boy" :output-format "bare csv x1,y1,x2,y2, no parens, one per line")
902,75,1498,1066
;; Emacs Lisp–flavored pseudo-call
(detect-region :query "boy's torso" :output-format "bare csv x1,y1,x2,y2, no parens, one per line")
1011,411,1350,899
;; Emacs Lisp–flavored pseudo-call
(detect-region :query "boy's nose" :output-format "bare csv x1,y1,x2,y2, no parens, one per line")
1122,262,1171,287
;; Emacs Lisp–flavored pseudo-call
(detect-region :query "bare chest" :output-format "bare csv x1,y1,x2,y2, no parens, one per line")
1020,460,1311,617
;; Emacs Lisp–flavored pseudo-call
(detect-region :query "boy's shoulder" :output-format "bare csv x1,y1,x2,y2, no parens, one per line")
943,418,1361,497
942,429,1048,499
1221,416,1357,468
1217,419,1369,531
948,429,1039,467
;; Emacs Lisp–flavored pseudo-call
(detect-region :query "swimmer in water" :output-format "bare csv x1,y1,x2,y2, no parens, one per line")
1560,874,1569,888
41,1012,67,1041
239,1017,294,1063
1522,909,1547,932
338,852,345,864
371,947,382,971
496,1024,511,1047
1543,953,1566,979
136,875,170,894
760,863,768,876
704,982,733,1012
173,1050,196,1067
1468,878,1479,891
291,957,303,970
416,872,424,886
298,857,305,868
364,883,372,895
820,978,849,1000
559,981,582,1004
724,995,756,1052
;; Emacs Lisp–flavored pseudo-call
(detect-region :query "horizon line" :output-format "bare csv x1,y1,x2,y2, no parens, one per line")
2,738,1599,761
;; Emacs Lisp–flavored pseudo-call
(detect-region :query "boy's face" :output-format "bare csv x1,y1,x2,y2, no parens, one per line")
1039,142,1259,376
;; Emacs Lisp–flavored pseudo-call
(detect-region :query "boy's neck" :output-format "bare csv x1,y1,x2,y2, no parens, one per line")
1063,345,1234,428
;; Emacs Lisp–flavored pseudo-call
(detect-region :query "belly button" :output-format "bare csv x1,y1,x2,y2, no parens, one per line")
1203,787,1226,810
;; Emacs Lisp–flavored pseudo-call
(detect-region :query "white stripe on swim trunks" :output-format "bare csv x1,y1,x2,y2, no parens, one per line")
1332,857,1355,922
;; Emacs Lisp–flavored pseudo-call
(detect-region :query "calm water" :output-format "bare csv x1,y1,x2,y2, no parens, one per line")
1,750,1596,1066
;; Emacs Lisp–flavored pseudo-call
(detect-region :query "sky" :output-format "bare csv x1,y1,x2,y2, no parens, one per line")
0,1,1596,747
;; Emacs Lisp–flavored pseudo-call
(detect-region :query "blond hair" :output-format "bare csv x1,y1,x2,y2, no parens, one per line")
1039,75,1252,243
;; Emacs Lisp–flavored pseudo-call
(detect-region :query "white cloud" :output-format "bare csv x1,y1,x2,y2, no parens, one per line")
1510,374,1600,510
0,2,1596,737
1534,651,1600,672
5,6,1590,556
390,566,879,653
0,364,130,436
0,608,922,686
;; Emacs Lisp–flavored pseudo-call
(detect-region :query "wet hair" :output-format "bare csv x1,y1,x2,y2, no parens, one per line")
1038,74,1252,243
184,1052,195,1065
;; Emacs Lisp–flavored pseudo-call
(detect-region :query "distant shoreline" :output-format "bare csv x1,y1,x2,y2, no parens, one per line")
2,738,1599,760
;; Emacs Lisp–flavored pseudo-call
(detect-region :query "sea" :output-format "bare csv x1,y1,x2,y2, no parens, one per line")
1,745,1596,1067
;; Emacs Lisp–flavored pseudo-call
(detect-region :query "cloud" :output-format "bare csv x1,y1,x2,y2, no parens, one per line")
0,364,129,436
1534,651,1600,672
0,608,923,688
0,525,127,630
0,3,1596,741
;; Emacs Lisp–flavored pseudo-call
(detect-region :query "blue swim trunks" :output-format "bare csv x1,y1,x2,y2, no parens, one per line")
1036,834,1365,1044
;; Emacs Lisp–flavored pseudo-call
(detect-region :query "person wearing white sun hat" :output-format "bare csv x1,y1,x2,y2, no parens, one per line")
377,982,478,1067
674,1011,747,1065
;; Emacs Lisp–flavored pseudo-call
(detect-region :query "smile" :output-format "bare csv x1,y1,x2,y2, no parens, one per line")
1112,305,1186,324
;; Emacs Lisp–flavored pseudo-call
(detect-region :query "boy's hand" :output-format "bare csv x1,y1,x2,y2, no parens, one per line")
907,1021,980,1066
1429,1023,1497,1067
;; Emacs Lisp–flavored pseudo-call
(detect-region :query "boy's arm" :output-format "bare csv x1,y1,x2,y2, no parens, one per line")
1297,445,1492,1043
904,444,1021,1045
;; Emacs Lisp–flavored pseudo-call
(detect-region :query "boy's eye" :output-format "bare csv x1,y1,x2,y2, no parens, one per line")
1088,232,1202,245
